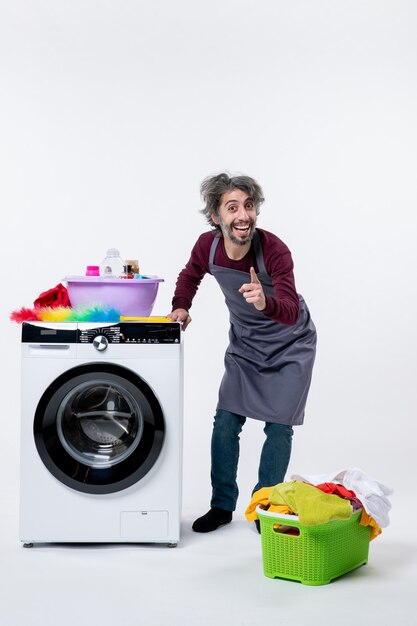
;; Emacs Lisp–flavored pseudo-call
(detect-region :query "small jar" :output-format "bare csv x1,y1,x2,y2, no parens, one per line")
120,264,134,279
125,259,140,274
86,265,100,276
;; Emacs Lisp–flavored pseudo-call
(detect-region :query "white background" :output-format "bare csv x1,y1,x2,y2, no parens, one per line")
0,2,416,623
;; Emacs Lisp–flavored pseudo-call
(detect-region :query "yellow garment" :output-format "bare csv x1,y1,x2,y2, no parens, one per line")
245,487,292,522
360,510,382,541
269,481,352,526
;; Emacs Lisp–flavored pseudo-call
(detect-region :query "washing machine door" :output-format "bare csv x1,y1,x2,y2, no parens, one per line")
34,364,165,494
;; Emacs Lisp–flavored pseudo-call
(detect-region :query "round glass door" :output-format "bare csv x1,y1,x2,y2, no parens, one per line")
34,364,165,494
56,380,144,468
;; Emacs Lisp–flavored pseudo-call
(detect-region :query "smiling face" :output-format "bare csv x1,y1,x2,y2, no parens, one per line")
212,188,257,247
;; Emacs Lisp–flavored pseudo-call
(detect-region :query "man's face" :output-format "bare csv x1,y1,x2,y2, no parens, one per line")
213,188,257,247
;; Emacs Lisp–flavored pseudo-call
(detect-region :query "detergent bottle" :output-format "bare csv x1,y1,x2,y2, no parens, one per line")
100,248,124,278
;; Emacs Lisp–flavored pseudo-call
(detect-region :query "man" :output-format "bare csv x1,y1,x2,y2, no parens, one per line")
168,173,317,533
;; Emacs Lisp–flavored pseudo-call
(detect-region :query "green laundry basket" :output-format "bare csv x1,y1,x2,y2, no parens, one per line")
256,507,371,585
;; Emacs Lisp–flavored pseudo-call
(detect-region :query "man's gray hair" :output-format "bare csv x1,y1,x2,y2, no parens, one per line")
200,173,265,230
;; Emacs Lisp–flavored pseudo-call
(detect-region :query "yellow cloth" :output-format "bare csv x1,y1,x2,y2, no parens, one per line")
245,487,292,522
360,510,382,541
246,481,379,537
269,481,353,526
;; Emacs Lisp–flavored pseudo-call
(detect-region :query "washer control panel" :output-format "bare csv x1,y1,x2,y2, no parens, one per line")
78,322,181,344
22,322,181,344
78,325,120,344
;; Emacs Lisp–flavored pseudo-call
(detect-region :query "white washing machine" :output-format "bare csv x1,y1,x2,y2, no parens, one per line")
20,320,183,547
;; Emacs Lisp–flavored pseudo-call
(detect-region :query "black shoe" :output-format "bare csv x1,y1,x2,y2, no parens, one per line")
192,508,233,533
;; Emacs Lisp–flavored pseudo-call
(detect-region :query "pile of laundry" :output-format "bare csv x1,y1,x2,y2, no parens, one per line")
245,468,393,540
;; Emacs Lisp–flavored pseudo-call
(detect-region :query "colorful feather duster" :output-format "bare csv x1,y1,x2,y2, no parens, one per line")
10,304,121,324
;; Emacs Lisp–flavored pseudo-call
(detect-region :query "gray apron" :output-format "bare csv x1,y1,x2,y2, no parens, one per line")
209,231,317,425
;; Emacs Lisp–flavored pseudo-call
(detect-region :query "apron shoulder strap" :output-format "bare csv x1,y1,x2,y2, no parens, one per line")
252,230,266,274
209,232,222,267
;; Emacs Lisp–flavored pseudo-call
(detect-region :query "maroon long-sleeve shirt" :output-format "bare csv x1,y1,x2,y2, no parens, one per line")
172,228,300,324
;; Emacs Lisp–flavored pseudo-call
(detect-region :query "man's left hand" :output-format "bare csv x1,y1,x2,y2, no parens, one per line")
238,267,266,311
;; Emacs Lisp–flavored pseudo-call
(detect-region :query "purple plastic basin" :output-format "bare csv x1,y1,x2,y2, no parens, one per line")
64,276,164,316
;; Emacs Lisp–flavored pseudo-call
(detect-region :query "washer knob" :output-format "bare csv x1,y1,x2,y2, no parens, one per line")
93,335,108,351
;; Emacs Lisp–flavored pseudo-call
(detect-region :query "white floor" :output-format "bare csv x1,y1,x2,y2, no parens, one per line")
1,490,415,626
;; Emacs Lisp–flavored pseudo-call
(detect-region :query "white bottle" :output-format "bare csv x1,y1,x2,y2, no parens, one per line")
100,248,124,278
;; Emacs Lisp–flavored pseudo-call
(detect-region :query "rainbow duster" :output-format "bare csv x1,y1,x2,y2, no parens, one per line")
9,307,40,323
10,304,121,323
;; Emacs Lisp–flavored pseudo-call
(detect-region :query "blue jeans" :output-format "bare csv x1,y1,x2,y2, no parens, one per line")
210,409,294,511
